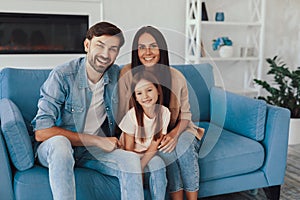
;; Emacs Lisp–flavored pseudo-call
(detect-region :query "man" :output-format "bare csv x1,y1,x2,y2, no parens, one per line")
32,22,144,200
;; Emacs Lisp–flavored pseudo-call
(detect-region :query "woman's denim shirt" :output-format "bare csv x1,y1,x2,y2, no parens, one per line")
31,57,119,136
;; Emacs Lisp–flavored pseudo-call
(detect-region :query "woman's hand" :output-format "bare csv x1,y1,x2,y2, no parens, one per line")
158,119,189,153
158,131,179,153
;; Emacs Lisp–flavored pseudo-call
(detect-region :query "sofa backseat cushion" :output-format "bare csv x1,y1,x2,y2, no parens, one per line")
210,87,267,141
172,64,214,122
198,122,265,181
0,98,34,171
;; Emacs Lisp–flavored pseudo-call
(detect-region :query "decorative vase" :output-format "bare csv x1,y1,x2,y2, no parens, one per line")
288,118,300,145
219,46,233,58
202,2,209,21
215,12,224,21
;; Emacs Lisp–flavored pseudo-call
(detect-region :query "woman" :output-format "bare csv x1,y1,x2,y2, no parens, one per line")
118,26,204,200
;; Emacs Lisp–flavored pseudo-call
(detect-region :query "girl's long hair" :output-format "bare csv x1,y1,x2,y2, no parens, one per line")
131,26,171,108
130,71,164,143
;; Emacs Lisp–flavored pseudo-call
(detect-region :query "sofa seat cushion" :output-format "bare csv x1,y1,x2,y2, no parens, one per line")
198,122,265,182
14,165,121,200
0,98,34,171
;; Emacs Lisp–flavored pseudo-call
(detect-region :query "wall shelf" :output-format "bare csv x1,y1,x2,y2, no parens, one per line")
201,21,262,27
185,0,266,96
199,57,259,62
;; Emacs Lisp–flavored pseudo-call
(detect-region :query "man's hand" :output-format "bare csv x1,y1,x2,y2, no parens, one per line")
94,136,121,152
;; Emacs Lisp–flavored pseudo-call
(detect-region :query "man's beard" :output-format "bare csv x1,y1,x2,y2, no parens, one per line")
90,56,113,74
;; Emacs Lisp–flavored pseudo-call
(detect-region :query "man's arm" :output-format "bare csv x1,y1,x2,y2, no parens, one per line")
35,126,120,152
123,132,135,151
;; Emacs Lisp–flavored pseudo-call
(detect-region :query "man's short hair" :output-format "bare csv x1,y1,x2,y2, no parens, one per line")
86,22,125,48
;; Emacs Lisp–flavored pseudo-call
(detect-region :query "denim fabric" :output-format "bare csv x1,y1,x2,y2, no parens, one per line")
144,155,167,200
37,136,145,200
74,146,144,200
37,136,75,200
75,147,166,200
158,131,201,193
176,132,201,192
32,57,143,199
31,57,119,135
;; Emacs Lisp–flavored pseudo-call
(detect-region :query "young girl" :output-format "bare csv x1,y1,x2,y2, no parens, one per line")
119,71,170,200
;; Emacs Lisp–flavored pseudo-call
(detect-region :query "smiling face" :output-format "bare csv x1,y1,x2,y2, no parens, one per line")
84,35,120,75
137,33,160,67
134,79,159,109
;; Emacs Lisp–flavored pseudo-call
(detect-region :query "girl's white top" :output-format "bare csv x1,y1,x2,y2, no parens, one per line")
119,106,170,152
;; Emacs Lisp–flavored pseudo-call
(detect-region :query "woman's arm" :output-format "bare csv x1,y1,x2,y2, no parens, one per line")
159,69,192,153
117,64,132,124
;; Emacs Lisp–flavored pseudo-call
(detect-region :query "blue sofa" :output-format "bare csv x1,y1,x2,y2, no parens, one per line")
0,63,290,200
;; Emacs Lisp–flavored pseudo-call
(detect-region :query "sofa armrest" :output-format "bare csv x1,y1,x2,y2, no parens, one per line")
209,87,290,186
0,128,14,200
261,105,290,185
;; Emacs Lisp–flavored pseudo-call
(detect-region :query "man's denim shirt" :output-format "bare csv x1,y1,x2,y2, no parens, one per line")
31,57,119,136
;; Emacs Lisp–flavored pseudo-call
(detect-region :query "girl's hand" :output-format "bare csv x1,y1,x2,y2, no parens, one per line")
158,132,178,153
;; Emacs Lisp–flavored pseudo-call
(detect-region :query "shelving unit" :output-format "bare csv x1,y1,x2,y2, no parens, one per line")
185,0,266,96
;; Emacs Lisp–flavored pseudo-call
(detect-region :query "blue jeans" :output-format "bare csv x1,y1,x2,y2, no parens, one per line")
143,155,167,200
37,135,144,200
158,131,202,193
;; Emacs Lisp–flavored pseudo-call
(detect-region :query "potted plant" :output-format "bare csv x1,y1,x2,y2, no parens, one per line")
254,56,300,144
212,37,233,58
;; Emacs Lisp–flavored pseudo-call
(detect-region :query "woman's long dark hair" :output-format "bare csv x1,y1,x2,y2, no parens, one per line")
130,71,164,143
131,26,171,107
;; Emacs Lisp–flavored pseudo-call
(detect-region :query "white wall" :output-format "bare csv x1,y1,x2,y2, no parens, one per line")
264,0,300,70
1,0,300,82
102,0,186,65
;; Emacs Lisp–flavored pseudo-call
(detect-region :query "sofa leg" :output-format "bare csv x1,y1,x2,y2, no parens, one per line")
263,185,281,200
248,189,258,196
